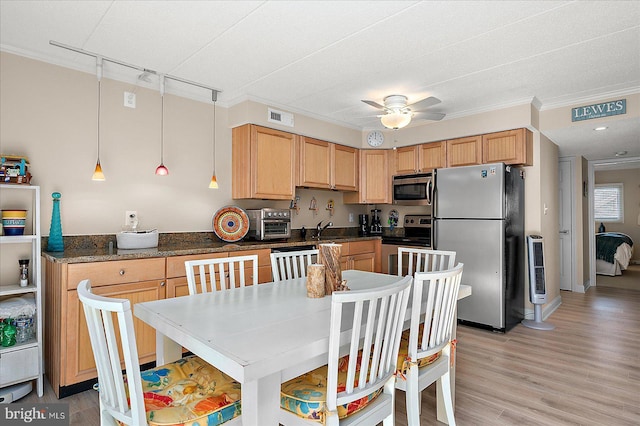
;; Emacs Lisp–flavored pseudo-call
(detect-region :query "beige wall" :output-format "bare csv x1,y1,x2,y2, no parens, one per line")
0,52,371,234
522,133,560,310
594,168,640,262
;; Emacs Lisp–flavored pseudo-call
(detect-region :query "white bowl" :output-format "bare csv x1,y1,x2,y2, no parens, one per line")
116,230,158,249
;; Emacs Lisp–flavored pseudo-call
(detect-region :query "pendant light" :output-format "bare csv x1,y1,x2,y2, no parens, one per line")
91,57,105,181
155,75,169,175
208,90,218,189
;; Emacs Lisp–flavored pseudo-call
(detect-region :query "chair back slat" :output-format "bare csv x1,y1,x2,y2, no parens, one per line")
410,264,464,361
185,255,259,295
270,249,319,282
398,247,457,276
327,276,412,411
77,279,147,426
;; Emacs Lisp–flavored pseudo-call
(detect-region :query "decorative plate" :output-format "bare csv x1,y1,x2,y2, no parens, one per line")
212,206,250,242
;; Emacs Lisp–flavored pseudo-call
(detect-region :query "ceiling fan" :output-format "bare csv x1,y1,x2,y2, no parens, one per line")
362,94,446,129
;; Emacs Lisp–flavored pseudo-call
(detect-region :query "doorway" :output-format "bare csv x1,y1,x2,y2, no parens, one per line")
558,158,574,291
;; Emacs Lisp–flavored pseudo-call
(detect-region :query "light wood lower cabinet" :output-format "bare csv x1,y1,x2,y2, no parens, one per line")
339,240,381,273
45,257,165,397
165,249,271,297
65,280,165,386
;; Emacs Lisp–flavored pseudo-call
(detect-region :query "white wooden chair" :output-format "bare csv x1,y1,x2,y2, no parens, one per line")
270,248,319,281
280,275,413,426
397,247,457,276
395,263,464,426
185,254,258,295
77,280,242,426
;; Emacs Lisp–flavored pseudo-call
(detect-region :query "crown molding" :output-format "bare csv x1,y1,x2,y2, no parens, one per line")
539,87,640,111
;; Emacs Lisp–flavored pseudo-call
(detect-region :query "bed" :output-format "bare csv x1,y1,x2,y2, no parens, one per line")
596,232,634,276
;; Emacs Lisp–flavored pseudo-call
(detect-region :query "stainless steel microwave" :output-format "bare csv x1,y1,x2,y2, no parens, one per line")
392,173,433,206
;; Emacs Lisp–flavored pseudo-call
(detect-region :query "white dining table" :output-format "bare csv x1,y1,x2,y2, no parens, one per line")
134,270,471,426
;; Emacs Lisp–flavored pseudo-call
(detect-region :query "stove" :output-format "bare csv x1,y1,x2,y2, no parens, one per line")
381,215,433,274
382,215,432,247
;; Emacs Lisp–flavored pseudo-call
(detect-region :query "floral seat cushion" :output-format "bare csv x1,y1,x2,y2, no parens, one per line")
396,326,441,374
281,353,382,423
121,355,241,426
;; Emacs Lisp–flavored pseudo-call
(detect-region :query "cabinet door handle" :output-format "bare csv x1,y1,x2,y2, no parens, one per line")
160,281,165,287
119,269,125,275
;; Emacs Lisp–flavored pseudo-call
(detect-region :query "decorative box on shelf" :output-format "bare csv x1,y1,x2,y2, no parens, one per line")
1,155,32,185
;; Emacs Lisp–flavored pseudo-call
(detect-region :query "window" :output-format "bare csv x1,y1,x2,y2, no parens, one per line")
594,183,624,222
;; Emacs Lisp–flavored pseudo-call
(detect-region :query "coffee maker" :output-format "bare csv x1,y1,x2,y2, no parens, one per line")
370,209,382,235
358,214,369,236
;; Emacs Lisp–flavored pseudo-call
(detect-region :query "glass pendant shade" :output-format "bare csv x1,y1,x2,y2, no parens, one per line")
92,161,105,181
155,163,169,175
209,174,218,189
381,111,412,129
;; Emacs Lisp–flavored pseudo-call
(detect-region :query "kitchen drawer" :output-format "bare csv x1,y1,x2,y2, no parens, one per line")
166,253,227,278
67,258,165,289
0,345,39,386
346,240,377,255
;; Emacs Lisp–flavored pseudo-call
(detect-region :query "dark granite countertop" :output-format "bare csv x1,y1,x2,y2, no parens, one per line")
41,231,382,264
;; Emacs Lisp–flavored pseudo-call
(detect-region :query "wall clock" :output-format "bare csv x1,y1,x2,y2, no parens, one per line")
367,130,384,147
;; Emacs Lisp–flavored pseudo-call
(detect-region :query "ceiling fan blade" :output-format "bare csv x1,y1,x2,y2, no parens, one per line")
414,111,446,121
407,96,441,111
362,99,385,110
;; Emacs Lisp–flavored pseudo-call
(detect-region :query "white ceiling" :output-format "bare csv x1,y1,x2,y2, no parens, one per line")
1,1,639,162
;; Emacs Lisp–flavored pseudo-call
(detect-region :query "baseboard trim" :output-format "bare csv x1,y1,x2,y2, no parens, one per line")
524,295,562,321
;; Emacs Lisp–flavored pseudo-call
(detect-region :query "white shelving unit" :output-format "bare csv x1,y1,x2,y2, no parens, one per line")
0,184,43,397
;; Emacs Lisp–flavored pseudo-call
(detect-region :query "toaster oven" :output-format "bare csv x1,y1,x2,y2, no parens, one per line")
245,208,291,240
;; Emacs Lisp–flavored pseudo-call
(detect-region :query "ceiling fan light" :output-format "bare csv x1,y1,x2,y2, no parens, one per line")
381,111,412,129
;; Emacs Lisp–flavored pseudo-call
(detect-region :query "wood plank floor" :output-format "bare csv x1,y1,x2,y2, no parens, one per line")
20,286,640,425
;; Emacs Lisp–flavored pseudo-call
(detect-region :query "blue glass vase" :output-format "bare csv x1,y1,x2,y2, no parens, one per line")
47,192,64,252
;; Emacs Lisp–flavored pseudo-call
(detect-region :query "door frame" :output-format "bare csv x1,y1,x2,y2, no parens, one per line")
588,156,640,289
558,157,577,291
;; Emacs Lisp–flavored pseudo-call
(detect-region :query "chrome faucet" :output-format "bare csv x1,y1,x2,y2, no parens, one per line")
315,221,333,239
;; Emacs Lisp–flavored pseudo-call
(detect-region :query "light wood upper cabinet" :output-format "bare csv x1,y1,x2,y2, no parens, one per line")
419,141,447,171
394,146,419,175
482,128,533,166
299,137,331,188
332,144,359,191
395,142,446,175
298,137,358,191
232,124,297,200
446,135,482,167
343,150,390,204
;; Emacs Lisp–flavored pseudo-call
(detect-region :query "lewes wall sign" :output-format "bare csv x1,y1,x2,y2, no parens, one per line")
571,99,626,122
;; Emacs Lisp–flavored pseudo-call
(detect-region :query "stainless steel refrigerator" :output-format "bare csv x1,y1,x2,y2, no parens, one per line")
434,162,524,332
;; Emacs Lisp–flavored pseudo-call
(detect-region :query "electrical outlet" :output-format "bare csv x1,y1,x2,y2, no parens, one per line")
348,213,354,223
124,92,136,108
125,211,137,227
